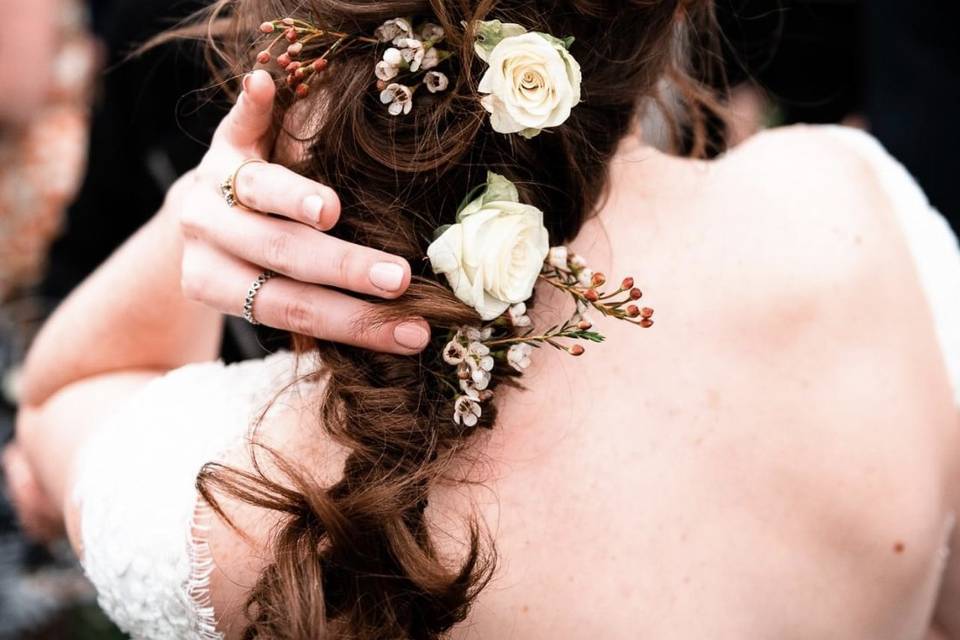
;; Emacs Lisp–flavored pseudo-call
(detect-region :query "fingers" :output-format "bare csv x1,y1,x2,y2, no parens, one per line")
183,195,410,299
181,242,431,354
214,69,277,151
233,161,341,229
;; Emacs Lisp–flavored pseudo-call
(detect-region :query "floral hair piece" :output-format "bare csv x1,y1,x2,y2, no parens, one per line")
427,173,653,427
253,16,581,133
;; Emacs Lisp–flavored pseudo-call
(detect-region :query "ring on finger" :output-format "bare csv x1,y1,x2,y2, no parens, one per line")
221,158,266,209
243,270,275,325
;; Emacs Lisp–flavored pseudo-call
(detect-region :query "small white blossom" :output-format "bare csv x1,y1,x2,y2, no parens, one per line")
468,341,490,357
419,22,445,43
398,38,425,72
471,367,492,390
375,60,399,81
460,378,480,399
507,343,533,372
548,246,569,270
577,267,594,288
453,395,482,427
509,303,531,328
383,47,403,66
424,71,449,93
465,326,493,342
421,47,441,70
569,253,588,269
375,18,413,44
380,83,414,116
443,340,466,365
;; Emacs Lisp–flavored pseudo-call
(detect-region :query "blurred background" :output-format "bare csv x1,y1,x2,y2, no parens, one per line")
0,0,956,637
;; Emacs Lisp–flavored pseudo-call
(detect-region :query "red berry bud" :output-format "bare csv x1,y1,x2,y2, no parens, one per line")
640,319,654,329
287,42,303,56
591,272,606,287
577,320,593,331
259,22,275,34
584,289,599,303
621,277,634,290
626,305,641,318
256,50,272,64
640,307,654,319
277,52,291,68
630,288,643,300
570,344,585,356
313,58,328,71
285,28,298,42
295,83,310,98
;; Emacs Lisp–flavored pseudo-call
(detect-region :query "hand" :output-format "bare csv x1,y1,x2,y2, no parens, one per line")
174,70,431,354
2,442,63,543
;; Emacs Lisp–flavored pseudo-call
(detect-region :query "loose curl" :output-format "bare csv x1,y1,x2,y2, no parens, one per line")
176,0,726,637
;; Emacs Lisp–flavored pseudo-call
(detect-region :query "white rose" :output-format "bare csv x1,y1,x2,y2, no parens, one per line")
476,30,581,139
427,173,550,320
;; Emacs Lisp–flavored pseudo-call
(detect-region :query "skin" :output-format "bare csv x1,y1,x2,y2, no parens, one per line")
0,0,57,125
9,77,960,637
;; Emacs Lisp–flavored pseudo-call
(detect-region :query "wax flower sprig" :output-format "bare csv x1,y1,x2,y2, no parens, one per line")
540,246,655,328
254,17,452,108
427,172,655,427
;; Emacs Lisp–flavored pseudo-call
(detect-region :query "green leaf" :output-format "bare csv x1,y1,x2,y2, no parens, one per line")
535,32,575,51
455,183,488,220
432,224,452,241
482,171,520,204
472,20,528,61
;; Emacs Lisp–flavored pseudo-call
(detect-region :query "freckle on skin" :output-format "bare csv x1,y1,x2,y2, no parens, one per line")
893,541,905,554
521,605,529,614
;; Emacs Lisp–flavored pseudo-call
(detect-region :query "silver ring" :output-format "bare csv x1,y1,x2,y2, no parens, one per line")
243,270,275,325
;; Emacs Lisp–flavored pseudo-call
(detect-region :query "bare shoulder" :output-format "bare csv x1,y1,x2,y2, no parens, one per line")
694,125,923,327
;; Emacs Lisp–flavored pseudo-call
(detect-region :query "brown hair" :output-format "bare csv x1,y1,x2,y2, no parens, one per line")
188,1,725,637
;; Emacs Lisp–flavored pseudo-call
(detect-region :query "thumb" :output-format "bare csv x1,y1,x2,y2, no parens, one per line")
216,69,277,152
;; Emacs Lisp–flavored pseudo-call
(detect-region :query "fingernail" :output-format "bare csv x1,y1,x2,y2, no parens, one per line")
369,262,405,292
242,72,253,94
394,322,430,350
302,195,325,223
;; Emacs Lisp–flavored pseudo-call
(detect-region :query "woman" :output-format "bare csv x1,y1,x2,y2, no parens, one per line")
7,0,960,638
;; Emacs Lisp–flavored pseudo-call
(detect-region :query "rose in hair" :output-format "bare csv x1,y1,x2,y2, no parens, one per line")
427,172,549,320
473,21,582,138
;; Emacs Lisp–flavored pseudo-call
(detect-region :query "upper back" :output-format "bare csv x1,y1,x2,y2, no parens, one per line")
432,125,960,638
208,126,960,639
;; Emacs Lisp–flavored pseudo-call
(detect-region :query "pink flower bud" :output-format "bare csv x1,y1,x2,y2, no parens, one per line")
287,42,303,56
376,79,388,91
295,83,310,98
285,28,298,42
640,319,654,329
626,305,641,318
591,272,606,287
584,289,599,303
577,320,593,331
630,288,643,300
640,307,654,319
313,58,328,72
277,52,291,68
259,22,275,34
621,277,634,290
569,345,585,356
287,61,301,72
281,17,295,26
256,50,272,64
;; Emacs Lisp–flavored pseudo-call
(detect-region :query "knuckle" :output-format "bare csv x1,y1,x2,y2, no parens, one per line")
179,260,207,302
236,165,261,210
283,296,323,337
331,249,356,289
178,208,204,237
262,232,294,274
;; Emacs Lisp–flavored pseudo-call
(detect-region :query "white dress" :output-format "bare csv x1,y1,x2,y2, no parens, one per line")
72,128,960,639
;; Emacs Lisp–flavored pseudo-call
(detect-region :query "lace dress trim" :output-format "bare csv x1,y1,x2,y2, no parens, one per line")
73,351,304,640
